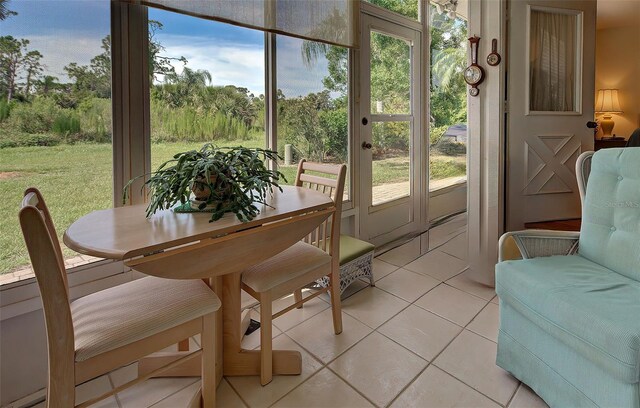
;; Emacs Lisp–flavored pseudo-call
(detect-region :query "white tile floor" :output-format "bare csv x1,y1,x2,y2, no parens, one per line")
43,216,550,408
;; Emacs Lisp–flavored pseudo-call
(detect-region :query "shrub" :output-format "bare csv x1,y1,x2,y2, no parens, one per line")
0,100,12,123
434,137,466,155
52,113,81,135
319,108,348,162
78,98,112,141
429,124,449,146
8,98,61,134
0,133,60,148
151,103,250,143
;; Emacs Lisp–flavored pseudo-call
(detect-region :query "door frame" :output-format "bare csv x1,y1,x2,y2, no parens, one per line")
355,1,430,247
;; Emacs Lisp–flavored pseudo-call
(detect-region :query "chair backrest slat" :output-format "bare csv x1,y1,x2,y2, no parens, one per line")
299,173,338,189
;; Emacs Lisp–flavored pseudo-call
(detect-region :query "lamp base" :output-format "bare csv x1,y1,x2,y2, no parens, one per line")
600,114,615,139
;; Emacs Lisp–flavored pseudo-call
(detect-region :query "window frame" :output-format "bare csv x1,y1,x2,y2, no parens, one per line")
0,2,354,311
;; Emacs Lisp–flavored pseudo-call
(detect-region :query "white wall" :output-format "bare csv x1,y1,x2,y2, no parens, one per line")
595,24,640,139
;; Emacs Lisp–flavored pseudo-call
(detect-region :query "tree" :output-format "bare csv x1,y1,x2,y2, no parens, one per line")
148,20,187,81
37,75,59,95
0,36,29,101
0,0,16,21
23,50,43,97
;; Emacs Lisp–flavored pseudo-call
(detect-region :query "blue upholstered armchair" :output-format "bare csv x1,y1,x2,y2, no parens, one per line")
496,148,640,408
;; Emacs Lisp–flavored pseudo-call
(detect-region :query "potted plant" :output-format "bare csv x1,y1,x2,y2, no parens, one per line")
124,143,286,222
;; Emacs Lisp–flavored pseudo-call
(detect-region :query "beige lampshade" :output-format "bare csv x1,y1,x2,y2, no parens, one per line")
595,89,623,113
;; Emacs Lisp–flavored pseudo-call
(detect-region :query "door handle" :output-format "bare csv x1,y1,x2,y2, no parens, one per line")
362,142,373,150
362,117,369,125
586,121,598,129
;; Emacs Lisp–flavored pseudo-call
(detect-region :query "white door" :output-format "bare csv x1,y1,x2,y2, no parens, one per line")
506,0,596,230
359,13,423,245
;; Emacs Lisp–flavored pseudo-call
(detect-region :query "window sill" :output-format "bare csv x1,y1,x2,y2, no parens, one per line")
0,260,135,321
429,176,467,196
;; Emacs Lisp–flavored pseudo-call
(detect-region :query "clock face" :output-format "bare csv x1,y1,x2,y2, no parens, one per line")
487,53,500,66
464,65,483,85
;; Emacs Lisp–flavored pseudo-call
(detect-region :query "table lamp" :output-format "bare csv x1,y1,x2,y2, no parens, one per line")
595,89,623,139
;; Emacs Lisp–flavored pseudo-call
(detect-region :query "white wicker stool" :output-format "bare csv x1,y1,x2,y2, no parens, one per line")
316,235,375,294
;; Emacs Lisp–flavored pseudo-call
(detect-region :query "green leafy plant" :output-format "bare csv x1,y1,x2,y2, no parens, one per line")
124,144,286,222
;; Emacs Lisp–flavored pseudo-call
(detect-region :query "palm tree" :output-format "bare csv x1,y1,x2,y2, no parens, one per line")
431,46,466,91
0,0,17,21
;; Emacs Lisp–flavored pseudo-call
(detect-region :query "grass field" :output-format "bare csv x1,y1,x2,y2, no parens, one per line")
0,142,465,274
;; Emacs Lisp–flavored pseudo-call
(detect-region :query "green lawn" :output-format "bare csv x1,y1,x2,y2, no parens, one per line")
0,142,465,274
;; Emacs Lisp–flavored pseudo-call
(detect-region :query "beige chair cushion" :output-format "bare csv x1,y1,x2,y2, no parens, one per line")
71,277,220,362
242,241,331,293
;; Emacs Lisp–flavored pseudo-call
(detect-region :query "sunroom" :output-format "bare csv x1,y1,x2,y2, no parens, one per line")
1,0,639,407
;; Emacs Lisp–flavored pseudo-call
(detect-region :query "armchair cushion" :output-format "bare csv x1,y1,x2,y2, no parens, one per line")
579,148,640,281
496,254,640,383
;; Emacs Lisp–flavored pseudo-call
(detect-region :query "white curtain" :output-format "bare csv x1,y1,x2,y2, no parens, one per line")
121,0,359,48
529,10,577,112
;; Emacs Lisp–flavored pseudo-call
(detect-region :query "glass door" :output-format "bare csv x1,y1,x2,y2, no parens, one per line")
359,13,423,244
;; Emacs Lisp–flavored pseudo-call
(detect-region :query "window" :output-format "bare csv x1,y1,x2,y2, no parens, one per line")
0,1,112,283
275,35,350,197
429,3,468,189
147,9,266,170
366,0,419,20
528,7,582,113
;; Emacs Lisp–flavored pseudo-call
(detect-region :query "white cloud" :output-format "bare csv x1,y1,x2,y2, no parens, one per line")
21,31,106,82
158,33,332,98
159,34,265,95
16,30,334,98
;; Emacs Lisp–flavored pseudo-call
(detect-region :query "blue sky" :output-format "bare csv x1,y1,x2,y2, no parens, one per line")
2,0,330,97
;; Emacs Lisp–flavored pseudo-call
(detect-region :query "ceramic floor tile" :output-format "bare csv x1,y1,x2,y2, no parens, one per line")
227,335,323,408
378,238,421,267
241,309,282,350
446,269,496,300
270,291,330,332
467,302,499,343
378,305,462,362
372,258,400,281
272,368,373,408
509,384,549,408
340,279,371,300
286,308,372,364
110,363,199,408
491,295,499,305
329,332,427,407
242,289,259,310
404,250,468,281
341,287,409,329
375,268,440,302
429,219,467,250
76,374,119,408
415,284,487,326
148,382,198,408
434,330,519,405
439,232,469,261
390,365,500,408
151,379,247,408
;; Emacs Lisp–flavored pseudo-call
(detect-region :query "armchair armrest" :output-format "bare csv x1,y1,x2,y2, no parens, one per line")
498,230,580,262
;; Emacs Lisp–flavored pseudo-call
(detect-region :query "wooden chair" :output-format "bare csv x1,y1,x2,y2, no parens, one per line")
19,188,220,408
241,160,347,386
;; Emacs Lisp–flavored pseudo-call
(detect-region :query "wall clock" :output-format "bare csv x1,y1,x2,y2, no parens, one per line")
487,39,501,66
464,36,484,96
